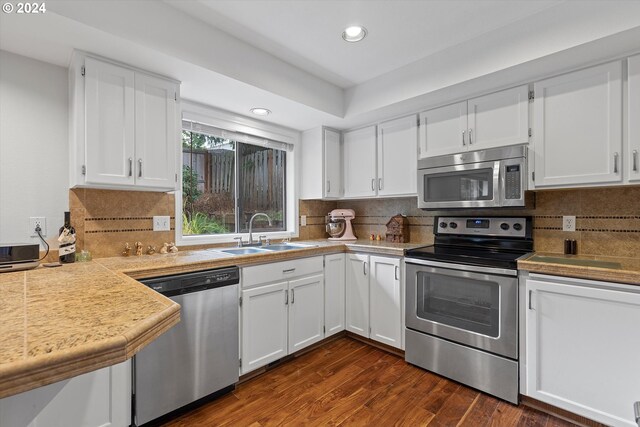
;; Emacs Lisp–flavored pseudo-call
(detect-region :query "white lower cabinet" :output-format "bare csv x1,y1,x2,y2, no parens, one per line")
523,274,640,427
240,257,325,375
0,361,131,427
346,254,403,349
324,253,346,337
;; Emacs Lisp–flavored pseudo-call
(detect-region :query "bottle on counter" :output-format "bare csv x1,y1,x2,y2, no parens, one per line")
58,211,76,263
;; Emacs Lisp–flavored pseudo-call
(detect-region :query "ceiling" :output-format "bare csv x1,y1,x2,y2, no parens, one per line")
1,0,640,132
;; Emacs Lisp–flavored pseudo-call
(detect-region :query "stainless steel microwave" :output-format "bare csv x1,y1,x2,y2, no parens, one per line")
418,145,528,210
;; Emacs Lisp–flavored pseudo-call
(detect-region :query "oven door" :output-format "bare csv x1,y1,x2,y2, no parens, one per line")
405,259,517,359
418,161,500,209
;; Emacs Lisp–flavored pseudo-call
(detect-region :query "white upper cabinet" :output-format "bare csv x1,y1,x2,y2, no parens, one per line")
84,57,136,187
70,53,179,191
134,73,178,189
467,85,529,151
419,101,467,158
532,61,623,188
343,125,377,198
628,54,640,182
419,85,529,159
300,127,342,199
377,115,418,196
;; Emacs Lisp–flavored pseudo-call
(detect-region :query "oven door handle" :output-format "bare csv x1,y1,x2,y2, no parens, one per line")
404,258,518,277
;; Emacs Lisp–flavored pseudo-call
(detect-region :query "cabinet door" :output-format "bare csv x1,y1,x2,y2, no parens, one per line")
343,126,377,198
467,85,529,151
628,54,640,182
324,253,346,337
533,61,623,187
0,361,130,427
377,115,418,196
241,281,288,374
525,277,640,426
345,254,369,337
369,256,402,349
418,101,467,158
134,73,178,190
288,274,325,353
324,129,342,197
84,57,135,186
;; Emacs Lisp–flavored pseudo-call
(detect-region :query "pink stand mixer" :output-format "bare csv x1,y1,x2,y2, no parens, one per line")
326,209,357,240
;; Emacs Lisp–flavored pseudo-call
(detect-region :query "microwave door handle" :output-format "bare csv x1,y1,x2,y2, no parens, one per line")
495,161,502,207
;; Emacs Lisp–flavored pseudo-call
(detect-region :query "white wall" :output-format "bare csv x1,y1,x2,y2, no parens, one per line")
0,50,68,247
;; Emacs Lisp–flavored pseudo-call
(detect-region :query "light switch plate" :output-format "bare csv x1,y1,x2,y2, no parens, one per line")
153,216,170,231
562,216,576,232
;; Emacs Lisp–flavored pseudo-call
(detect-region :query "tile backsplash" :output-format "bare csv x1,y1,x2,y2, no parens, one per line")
70,186,639,259
300,186,640,258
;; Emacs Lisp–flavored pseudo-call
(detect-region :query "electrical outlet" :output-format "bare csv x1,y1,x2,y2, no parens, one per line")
153,216,170,231
29,217,47,237
300,215,307,226
563,216,576,232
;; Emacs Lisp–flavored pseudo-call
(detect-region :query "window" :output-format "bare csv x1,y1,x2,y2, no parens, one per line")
181,120,288,238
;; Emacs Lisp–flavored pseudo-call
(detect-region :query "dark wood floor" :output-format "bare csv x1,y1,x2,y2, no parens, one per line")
165,337,576,426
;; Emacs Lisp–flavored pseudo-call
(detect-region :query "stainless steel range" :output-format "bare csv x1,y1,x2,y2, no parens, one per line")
404,216,532,404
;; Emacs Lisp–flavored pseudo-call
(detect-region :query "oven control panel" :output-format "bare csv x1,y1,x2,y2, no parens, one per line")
436,217,528,238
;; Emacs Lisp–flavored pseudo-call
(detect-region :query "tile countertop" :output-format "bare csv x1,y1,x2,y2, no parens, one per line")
0,262,180,399
0,238,422,399
518,252,640,286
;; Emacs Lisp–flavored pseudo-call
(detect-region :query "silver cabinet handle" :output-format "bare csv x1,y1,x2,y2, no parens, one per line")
283,268,296,274
327,180,331,193
285,290,288,305
378,178,382,191
363,261,367,276
291,289,295,304
528,290,534,310
633,150,638,172
394,265,399,281
468,129,473,145
462,130,466,146
614,152,619,174
371,178,375,191
138,158,143,178
128,158,133,177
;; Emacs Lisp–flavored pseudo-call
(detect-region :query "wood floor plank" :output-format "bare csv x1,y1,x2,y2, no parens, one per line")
164,337,576,427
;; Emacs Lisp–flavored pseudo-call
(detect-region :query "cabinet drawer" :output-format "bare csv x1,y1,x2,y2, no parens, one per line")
242,256,323,288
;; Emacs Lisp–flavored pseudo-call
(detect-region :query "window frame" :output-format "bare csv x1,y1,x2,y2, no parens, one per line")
176,101,299,246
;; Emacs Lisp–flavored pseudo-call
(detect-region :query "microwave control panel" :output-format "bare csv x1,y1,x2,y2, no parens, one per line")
504,165,522,200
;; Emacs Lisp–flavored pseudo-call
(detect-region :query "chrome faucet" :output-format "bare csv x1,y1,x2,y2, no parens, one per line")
248,213,272,246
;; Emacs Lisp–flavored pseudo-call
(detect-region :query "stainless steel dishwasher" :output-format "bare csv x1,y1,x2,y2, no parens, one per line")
133,266,239,426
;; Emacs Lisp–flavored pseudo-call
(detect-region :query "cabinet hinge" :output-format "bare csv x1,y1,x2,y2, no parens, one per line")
175,173,178,183
532,171,535,182
369,326,371,334
323,325,326,333
81,66,85,77
528,90,534,101
239,296,243,307
323,259,325,267
81,165,86,175
239,358,242,368
417,117,420,127
528,128,532,138
174,92,177,102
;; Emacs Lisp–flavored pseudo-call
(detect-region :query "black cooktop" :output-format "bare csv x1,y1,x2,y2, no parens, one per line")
405,244,529,270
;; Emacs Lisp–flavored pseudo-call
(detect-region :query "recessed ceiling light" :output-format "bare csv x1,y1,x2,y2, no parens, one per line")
342,25,367,43
250,108,271,116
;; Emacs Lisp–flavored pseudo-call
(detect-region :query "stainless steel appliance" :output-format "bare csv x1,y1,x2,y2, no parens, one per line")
417,145,528,210
0,243,40,272
405,216,532,404
326,209,357,240
134,266,240,426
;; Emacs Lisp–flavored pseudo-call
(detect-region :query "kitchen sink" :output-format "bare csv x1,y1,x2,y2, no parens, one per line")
527,255,622,269
262,243,317,251
218,247,271,255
